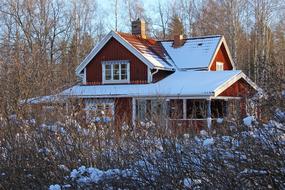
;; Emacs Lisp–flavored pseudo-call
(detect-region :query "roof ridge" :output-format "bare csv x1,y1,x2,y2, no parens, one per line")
158,35,222,42
116,31,157,42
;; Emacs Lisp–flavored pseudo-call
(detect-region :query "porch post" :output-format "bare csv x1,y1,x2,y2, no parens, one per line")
132,98,136,126
166,98,170,129
183,99,187,119
207,99,212,129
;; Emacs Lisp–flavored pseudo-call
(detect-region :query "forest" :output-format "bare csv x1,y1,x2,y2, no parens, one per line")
0,0,284,189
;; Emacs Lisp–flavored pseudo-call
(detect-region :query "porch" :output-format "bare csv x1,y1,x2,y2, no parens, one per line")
132,97,245,133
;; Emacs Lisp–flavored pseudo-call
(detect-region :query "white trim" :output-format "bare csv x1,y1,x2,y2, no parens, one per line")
83,68,87,84
132,98,136,126
147,68,152,83
214,72,259,96
102,60,130,84
65,94,214,99
75,31,174,76
76,32,113,75
208,36,235,71
183,99,187,119
222,38,236,69
211,96,242,100
207,99,212,129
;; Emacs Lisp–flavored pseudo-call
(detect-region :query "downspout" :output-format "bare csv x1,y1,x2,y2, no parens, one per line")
150,68,159,83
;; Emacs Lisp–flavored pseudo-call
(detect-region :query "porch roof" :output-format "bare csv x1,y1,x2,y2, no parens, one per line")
61,70,243,98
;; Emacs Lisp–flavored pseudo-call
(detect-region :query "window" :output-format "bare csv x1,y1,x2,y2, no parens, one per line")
169,100,183,119
84,99,114,123
136,99,167,122
216,62,224,71
187,99,207,119
102,60,130,83
211,100,227,118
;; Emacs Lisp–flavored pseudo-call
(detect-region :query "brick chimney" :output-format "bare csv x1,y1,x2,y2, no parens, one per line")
173,34,184,48
131,19,146,39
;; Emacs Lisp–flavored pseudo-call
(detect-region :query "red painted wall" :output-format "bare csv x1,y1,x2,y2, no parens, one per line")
86,38,148,84
218,78,255,97
210,43,233,71
114,98,132,125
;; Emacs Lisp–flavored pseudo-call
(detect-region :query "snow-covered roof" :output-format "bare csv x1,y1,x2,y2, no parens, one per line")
161,36,225,70
76,31,174,76
61,70,247,98
24,95,67,104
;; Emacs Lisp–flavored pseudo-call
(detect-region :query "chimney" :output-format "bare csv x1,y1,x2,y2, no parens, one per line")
131,19,147,39
173,34,184,48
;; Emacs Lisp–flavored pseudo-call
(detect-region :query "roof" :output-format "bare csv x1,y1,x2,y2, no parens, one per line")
161,35,224,70
117,32,174,68
23,95,67,104
75,31,174,75
61,70,252,98
75,32,235,75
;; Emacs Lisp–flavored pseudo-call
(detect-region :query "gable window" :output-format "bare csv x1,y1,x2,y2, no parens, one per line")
216,62,224,71
102,60,130,83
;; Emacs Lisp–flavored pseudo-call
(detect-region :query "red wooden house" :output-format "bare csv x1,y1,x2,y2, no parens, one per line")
37,19,259,130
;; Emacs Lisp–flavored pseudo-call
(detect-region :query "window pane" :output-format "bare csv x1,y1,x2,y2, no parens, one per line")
121,74,127,80
96,104,104,115
105,104,113,115
137,100,146,121
121,64,127,70
105,64,111,70
105,65,111,80
121,64,127,80
113,64,120,80
216,62,224,71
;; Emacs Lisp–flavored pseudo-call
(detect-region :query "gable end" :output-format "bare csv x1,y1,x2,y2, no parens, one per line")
76,31,174,77
86,37,148,84
209,37,235,71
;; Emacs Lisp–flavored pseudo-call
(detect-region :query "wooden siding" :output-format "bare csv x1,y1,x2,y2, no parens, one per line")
86,37,148,84
218,78,255,97
114,98,132,125
210,43,233,71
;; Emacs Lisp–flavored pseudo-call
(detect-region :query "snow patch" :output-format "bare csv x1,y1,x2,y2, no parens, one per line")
203,138,214,146
275,109,285,122
58,165,69,172
243,116,254,126
282,90,285,97
49,184,61,190
217,118,223,124
200,130,208,136
183,178,192,188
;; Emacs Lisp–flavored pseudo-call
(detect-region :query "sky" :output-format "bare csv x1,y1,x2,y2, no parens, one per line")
96,0,164,32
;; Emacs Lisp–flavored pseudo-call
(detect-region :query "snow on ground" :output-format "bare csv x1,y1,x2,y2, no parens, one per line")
70,166,134,185
183,178,192,188
243,116,255,126
217,118,223,124
275,109,285,122
49,184,61,190
203,137,214,146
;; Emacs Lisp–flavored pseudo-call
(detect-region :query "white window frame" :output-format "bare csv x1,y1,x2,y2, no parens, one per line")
102,60,130,84
84,99,114,123
216,62,224,71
